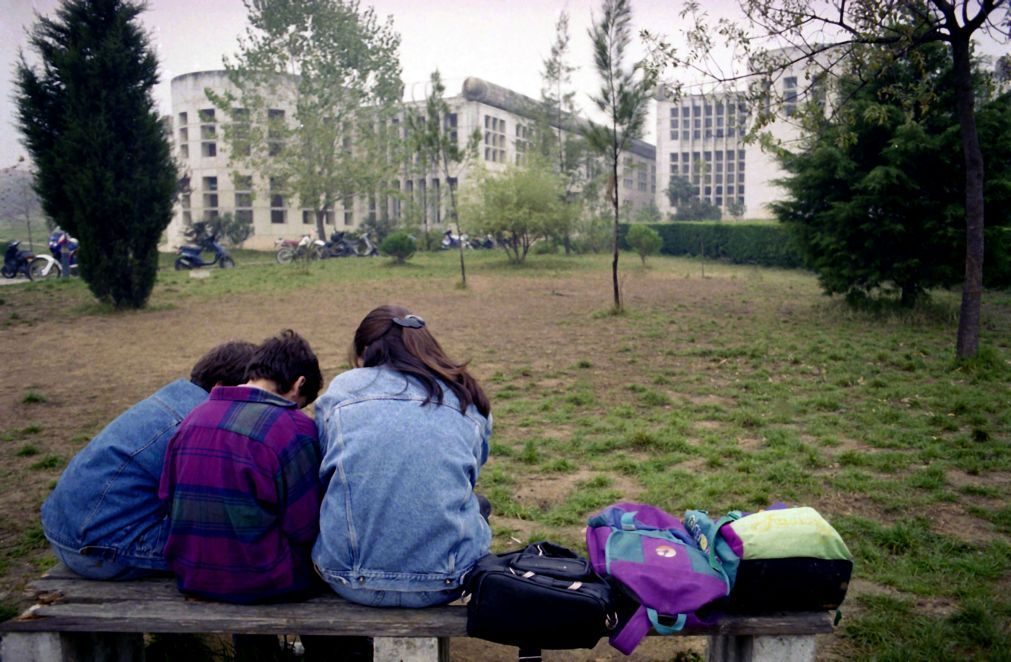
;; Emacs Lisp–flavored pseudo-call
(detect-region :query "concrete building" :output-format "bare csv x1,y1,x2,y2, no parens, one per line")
654,48,817,220
167,71,656,249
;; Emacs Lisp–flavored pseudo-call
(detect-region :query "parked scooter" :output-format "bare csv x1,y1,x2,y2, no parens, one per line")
30,229,79,279
2,241,35,280
174,231,235,270
319,231,378,258
469,234,496,250
441,229,469,250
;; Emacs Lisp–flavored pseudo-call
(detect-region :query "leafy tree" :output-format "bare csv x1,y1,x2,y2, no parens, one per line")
646,0,1011,357
674,199,722,221
406,70,480,287
665,174,696,209
186,211,253,248
380,230,416,264
211,0,403,242
15,0,176,308
626,224,663,264
586,0,655,311
535,11,592,255
633,201,663,224
463,158,565,264
773,42,1011,306
667,174,722,220
726,199,746,220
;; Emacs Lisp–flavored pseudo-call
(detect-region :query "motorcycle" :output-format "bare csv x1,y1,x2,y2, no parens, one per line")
2,241,35,280
319,231,378,258
469,234,496,250
30,229,79,280
174,231,235,270
276,235,325,264
441,229,469,250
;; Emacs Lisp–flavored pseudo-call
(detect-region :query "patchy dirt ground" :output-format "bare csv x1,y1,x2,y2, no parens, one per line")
1,256,1006,660
1,263,738,659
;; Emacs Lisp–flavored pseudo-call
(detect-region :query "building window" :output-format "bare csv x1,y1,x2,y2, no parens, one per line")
231,108,251,157
268,109,285,156
202,175,218,215
343,194,353,226
269,177,286,224
199,108,216,159
445,112,458,146
784,76,798,116
483,115,506,163
515,123,532,163
234,173,253,226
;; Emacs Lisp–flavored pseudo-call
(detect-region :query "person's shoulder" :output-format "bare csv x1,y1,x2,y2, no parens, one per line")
318,367,389,403
140,379,207,419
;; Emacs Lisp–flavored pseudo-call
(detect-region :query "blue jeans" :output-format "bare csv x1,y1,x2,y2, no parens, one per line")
52,544,166,581
328,580,461,608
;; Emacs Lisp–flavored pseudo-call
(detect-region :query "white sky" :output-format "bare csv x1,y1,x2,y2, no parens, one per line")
2,0,1007,168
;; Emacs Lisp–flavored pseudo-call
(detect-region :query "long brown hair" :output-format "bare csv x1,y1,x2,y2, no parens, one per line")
350,305,490,417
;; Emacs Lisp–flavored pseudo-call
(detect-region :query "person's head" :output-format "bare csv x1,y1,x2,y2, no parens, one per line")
246,329,323,407
350,305,490,417
189,340,258,391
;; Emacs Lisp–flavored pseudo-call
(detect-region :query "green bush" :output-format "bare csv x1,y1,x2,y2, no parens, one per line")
625,224,663,264
380,231,417,264
620,222,805,269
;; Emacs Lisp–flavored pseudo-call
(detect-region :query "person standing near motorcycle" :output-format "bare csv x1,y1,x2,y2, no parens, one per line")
40,340,257,580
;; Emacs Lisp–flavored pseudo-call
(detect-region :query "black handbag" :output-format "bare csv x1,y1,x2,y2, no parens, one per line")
462,541,616,650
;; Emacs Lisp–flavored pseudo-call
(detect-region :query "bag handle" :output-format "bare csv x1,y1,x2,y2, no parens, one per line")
647,608,686,635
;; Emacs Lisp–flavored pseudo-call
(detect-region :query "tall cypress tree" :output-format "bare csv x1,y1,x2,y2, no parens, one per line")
15,0,177,309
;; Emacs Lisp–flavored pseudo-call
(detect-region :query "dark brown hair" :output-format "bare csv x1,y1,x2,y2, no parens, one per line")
350,305,490,417
247,329,323,405
189,340,258,391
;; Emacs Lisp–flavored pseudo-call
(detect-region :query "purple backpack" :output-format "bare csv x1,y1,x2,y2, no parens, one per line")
586,502,731,655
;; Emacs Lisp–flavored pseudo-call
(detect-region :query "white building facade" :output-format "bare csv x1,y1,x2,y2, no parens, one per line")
654,49,814,220
167,71,656,249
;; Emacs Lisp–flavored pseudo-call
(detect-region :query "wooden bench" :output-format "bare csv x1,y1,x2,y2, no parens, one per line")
1,564,834,661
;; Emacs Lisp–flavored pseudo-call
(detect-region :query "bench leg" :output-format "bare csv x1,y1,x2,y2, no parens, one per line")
2,631,145,661
372,636,449,662
707,634,816,662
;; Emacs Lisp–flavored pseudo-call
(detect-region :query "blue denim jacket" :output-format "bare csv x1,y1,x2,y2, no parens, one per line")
41,379,207,570
312,367,492,594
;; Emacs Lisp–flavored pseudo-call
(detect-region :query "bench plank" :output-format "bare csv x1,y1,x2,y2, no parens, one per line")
1,565,833,662
5,600,467,637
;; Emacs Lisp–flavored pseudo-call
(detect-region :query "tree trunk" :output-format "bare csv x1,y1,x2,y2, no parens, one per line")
445,161,467,288
611,166,621,311
951,36,984,359
316,208,327,242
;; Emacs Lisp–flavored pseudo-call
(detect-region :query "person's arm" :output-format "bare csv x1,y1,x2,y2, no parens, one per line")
277,417,323,547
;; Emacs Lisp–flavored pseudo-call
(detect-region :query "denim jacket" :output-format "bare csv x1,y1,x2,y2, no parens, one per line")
41,379,207,569
312,367,492,593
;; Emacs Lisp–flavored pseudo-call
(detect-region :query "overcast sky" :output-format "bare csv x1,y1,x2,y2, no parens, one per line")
2,0,1007,168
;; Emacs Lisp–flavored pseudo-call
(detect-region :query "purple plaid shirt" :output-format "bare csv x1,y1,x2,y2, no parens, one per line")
158,386,322,603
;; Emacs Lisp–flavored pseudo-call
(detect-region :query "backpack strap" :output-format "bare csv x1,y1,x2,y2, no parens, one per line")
647,608,687,634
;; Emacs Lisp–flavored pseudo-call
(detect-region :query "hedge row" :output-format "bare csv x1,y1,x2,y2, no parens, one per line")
620,222,805,269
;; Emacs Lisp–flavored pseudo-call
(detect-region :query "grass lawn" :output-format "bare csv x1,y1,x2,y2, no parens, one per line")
0,249,1008,660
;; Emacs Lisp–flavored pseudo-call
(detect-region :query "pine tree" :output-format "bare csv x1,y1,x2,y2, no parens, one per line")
586,0,654,312
15,0,177,309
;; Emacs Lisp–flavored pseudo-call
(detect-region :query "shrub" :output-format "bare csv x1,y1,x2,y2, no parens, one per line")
380,231,417,264
620,222,805,269
625,224,663,264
